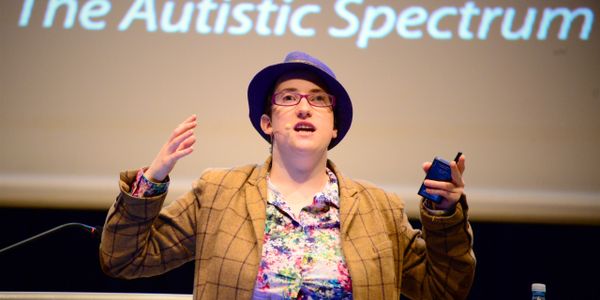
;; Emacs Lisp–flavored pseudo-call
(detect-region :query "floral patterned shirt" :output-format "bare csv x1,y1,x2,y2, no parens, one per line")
252,169,353,300
131,168,353,299
130,169,169,198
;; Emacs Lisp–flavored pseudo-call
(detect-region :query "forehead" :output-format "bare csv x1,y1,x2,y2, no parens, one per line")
274,70,328,92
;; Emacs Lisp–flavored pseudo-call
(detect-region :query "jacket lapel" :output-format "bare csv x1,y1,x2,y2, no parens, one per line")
245,157,271,256
328,160,359,237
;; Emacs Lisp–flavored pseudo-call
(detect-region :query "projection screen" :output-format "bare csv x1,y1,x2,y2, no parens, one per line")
1,0,599,224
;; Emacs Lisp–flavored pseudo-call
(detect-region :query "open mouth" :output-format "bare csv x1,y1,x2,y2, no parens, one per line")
294,122,316,132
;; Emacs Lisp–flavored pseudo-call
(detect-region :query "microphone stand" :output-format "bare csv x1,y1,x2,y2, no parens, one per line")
0,222,101,255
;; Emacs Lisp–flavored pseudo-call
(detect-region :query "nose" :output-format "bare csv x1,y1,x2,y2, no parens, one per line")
295,95,312,118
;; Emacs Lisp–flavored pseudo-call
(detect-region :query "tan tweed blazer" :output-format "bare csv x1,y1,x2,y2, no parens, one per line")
100,157,475,299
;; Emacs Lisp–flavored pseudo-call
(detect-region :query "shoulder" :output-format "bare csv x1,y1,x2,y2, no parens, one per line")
342,176,399,200
187,163,267,208
339,176,409,237
328,159,404,209
341,176,405,211
195,163,264,188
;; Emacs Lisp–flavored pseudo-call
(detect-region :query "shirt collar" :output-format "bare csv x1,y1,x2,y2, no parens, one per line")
266,168,340,209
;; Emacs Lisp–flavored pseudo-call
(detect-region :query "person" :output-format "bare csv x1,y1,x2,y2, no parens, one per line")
100,51,475,299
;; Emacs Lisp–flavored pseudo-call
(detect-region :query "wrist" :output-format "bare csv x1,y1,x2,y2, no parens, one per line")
144,168,167,183
423,199,455,216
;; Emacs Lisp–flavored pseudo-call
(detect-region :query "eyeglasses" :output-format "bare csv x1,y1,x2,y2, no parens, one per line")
272,91,336,108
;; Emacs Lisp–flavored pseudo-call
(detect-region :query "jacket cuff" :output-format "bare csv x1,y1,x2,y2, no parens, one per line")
116,169,167,221
420,195,469,230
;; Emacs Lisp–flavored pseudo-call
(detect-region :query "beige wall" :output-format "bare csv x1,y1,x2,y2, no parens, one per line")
1,0,599,224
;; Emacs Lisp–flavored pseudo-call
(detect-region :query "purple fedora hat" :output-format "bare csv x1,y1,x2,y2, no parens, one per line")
247,51,353,150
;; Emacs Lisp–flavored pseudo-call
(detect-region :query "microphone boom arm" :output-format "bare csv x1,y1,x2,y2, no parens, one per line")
0,222,100,255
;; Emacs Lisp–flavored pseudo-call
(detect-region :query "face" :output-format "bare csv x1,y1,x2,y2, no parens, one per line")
260,74,338,155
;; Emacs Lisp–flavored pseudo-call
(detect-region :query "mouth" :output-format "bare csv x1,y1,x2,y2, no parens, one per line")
294,122,316,132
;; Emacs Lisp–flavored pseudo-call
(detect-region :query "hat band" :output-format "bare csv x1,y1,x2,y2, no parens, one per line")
286,59,334,78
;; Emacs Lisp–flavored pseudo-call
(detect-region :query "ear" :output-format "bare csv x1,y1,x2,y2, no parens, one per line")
332,128,338,139
260,114,273,136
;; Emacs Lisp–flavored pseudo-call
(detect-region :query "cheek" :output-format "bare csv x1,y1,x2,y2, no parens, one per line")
272,107,293,119
325,115,337,137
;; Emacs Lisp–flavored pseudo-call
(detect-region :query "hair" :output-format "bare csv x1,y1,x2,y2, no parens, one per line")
263,86,274,118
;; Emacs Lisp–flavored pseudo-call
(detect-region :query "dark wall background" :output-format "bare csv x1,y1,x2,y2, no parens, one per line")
0,207,598,299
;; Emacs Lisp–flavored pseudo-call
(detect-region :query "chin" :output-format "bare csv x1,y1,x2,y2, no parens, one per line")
292,142,329,153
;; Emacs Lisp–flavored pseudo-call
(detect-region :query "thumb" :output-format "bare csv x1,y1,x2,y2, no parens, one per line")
422,162,432,174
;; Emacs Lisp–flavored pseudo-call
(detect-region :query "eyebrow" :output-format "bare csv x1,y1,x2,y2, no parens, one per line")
276,87,325,93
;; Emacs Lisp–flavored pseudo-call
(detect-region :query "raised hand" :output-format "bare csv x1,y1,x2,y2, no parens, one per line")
421,154,466,210
144,115,197,182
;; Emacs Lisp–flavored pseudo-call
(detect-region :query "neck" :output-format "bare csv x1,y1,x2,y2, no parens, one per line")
269,147,329,189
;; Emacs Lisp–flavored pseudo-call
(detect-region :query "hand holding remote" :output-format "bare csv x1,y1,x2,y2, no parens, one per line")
418,152,466,210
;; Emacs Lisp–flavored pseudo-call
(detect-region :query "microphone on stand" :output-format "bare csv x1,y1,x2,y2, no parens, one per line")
0,222,102,255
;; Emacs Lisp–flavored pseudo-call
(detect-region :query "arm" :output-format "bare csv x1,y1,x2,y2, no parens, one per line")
400,155,476,299
99,172,199,278
400,197,475,299
99,115,198,278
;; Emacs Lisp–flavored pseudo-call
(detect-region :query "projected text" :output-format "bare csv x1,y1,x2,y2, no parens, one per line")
18,0,596,48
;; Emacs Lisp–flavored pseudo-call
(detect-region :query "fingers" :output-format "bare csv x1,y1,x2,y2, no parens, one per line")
177,134,196,151
168,114,197,142
456,154,466,174
423,179,455,191
423,179,463,203
172,146,195,162
450,162,463,187
167,128,195,153
450,155,466,187
172,135,196,160
165,114,197,152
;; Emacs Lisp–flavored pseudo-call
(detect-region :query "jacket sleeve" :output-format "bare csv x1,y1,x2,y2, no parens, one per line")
400,196,476,300
99,169,199,279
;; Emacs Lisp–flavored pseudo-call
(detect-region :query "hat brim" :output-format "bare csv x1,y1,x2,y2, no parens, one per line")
248,62,352,150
